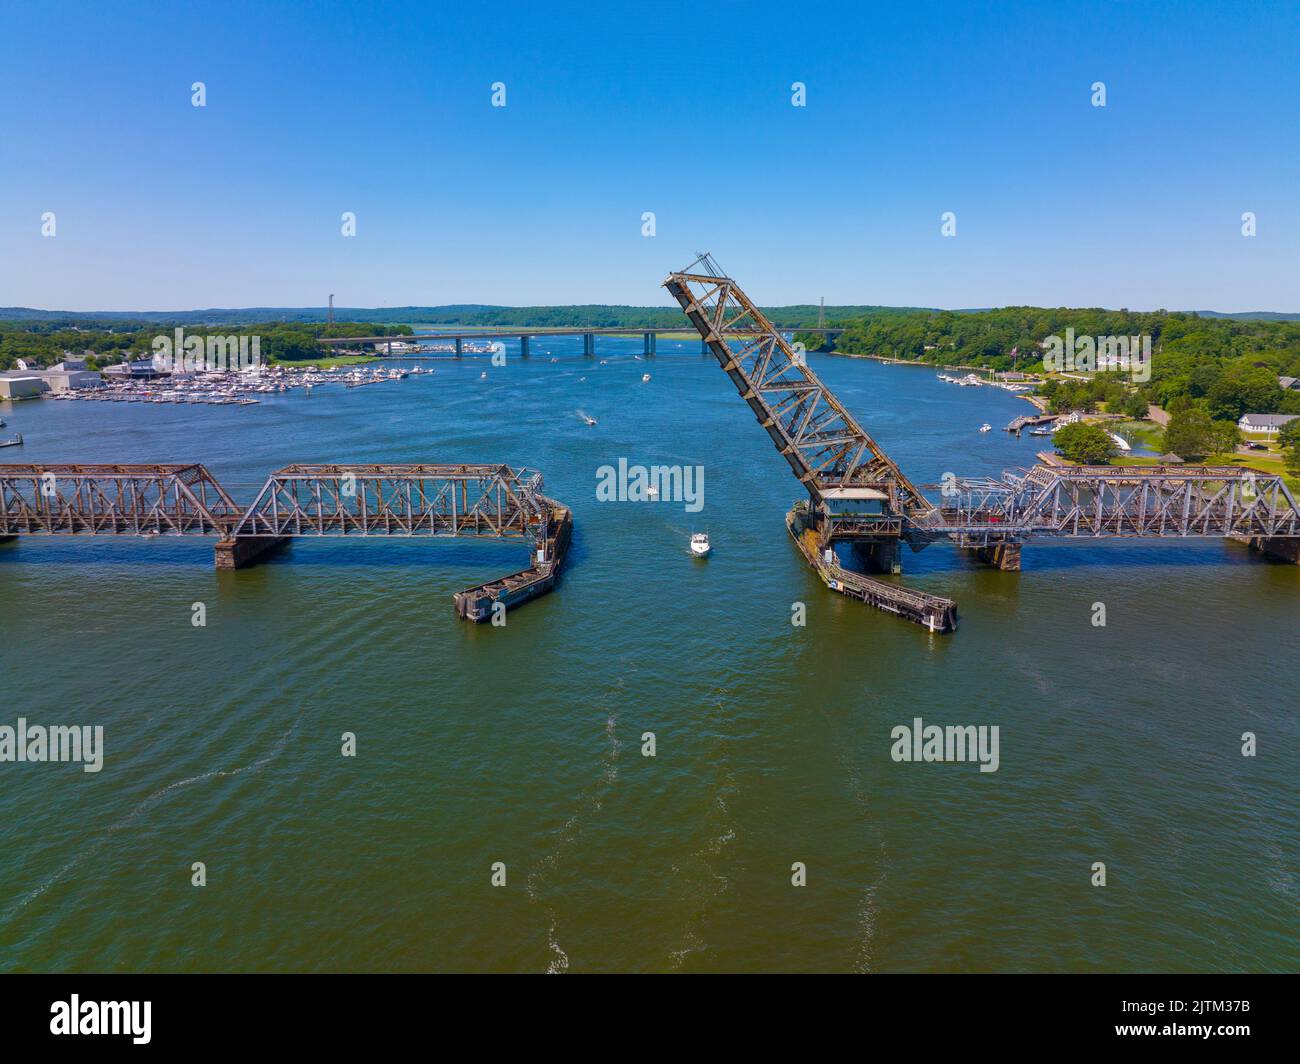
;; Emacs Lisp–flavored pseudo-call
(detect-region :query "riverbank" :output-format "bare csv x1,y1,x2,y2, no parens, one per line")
272,353,377,369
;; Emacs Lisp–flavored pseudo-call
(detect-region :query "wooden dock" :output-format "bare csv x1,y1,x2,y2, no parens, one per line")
1005,413,1056,433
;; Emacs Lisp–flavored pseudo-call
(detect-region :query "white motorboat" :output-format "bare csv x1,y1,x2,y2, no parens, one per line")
641,373,651,382
979,423,992,432
690,531,711,557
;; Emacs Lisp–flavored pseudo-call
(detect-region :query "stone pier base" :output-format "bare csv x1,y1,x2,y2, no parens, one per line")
214,536,289,570
862,539,902,575
1234,535,1300,564
970,542,1022,571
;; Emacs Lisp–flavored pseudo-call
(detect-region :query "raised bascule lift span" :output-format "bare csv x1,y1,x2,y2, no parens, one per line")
664,253,1300,634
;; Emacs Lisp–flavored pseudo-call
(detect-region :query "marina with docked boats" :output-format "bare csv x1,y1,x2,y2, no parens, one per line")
42,363,424,406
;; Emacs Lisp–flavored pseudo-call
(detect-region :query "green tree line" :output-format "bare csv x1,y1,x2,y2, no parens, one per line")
0,322,412,371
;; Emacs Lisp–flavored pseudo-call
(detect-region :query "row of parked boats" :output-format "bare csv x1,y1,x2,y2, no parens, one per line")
47,365,425,405
937,371,1034,394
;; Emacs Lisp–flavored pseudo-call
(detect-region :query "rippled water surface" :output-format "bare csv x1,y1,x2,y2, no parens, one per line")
1,341,1296,972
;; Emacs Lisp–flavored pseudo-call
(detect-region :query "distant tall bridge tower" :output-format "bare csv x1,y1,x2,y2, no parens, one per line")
328,294,335,325
818,296,825,328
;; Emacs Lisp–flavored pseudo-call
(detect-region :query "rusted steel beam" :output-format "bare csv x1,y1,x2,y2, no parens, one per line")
920,465,1300,542
0,463,240,536
229,464,549,540
663,255,935,523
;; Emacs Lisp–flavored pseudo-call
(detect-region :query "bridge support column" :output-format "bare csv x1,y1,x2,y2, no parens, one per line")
969,542,1022,571
859,539,902,574
454,338,463,357
643,331,656,357
215,536,289,571
0,535,16,545
1236,535,1300,564
583,333,595,358
520,335,529,358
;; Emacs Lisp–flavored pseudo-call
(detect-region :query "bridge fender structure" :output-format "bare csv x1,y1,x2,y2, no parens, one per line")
452,497,572,621
214,535,289,570
1235,534,1300,564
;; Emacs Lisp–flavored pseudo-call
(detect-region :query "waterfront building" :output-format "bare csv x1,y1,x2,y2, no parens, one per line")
0,367,102,395
1237,412,1299,437
0,374,47,399
103,358,160,381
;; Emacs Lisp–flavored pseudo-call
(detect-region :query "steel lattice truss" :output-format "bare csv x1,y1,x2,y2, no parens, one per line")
921,465,1300,544
0,464,242,535
664,253,935,521
0,463,552,544
229,464,550,542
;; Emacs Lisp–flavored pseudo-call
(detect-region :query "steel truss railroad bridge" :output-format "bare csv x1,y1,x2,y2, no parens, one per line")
664,253,1300,632
3,257,1296,634
0,463,571,621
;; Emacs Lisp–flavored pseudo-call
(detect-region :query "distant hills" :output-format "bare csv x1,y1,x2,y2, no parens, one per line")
0,304,1296,328
1191,310,1300,321
0,304,918,329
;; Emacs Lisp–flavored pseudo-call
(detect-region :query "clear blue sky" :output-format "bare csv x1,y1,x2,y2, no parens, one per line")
1,0,1297,312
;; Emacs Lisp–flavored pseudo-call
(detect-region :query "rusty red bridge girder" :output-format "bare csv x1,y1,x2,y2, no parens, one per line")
0,463,571,622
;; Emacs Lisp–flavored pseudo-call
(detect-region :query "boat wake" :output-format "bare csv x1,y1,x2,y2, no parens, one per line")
838,742,888,973
666,680,739,971
525,676,629,973
0,708,305,923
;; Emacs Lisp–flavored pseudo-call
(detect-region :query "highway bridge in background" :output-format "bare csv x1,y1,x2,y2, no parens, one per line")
319,324,846,357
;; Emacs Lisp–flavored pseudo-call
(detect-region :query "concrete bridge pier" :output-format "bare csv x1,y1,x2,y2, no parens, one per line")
454,338,463,357
1236,535,1300,564
968,542,1022,571
855,539,902,574
519,335,530,358
0,535,16,545
215,536,289,570
643,331,656,357
583,333,595,358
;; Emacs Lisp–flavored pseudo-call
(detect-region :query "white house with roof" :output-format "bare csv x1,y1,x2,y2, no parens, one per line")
1237,412,1299,437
